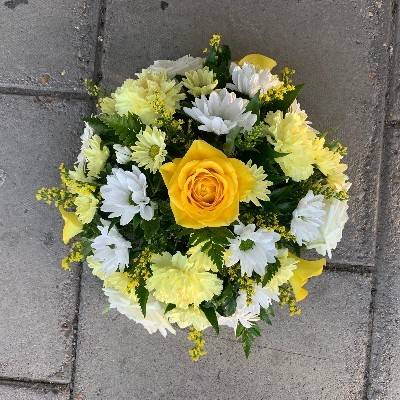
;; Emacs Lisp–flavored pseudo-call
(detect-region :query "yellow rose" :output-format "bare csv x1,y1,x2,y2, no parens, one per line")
160,140,255,229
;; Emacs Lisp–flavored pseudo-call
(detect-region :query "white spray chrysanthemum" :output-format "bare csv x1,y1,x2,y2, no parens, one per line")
75,122,94,171
290,190,326,246
130,126,167,173
183,88,257,135
91,219,131,276
226,221,280,276
100,165,154,225
227,62,281,97
146,55,204,79
306,198,349,258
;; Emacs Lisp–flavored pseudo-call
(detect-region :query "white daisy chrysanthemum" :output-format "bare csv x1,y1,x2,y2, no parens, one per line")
241,161,273,206
290,190,326,246
113,144,131,164
100,165,154,225
226,221,280,276
249,283,280,313
91,219,131,276
183,88,257,135
146,55,204,79
307,198,349,258
130,126,167,173
75,122,94,170
226,62,281,97
103,288,176,337
218,293,259,330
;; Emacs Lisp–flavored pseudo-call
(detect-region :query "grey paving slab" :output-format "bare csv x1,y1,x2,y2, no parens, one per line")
387,5,400,123
101,0,391,267
0,95,90,383
0,0,99,91
0,382,69,400
367,127,400,399
73,267,371,400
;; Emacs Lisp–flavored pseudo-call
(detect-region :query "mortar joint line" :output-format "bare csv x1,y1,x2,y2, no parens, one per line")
363,0,399,398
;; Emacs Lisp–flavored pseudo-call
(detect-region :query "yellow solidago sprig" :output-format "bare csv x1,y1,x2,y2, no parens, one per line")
279,285,301,316
61,240,84,270
188,327,207,361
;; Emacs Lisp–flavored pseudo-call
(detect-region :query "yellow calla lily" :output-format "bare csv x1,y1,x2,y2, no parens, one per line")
238,54,277,70
58,206,83,244
288,254,326,302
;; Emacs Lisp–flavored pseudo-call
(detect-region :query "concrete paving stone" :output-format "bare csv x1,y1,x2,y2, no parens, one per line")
387,5,400,122
0,0,100,91
367,127,400,399
100,0,391,267
0,382,69,400
0,95,90,382
73,267,371,399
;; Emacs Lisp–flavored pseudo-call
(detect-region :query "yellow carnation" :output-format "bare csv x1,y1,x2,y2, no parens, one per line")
98,94,116,115
113,71,185,125
187,243,218,272
83,134,109,178
146,252,223,309
264,111,317,181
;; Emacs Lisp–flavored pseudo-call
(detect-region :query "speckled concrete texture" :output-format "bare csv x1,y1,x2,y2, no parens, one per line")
0,0,99,91
0,95,89,383
100,0,392,267
0,382,69,400
72,268,371,400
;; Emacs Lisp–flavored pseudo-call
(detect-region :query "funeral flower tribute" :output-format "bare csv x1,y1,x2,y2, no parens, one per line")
37,35,350,360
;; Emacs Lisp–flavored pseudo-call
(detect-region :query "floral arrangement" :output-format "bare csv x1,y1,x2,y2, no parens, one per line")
37,35,350,360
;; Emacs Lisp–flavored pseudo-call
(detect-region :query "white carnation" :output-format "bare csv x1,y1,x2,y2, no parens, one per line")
290,191,326,246
307,198,349,258
103,288,176,337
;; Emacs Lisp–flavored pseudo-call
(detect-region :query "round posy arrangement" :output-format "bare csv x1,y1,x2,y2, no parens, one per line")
37,35,350,360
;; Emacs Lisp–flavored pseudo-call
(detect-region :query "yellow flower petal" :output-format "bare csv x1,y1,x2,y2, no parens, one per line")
228,158,256,200
59,206,83,244
238,54,277,70
288,254,326,302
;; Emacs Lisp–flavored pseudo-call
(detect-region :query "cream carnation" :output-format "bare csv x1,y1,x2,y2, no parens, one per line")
166,306,210,331
264,111,317,182
146,252,223,309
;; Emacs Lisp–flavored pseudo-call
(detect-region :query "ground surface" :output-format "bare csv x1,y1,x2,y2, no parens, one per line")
0,1,399,399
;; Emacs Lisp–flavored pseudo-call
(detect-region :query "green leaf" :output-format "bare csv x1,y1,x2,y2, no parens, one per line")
83,116,112,135
245,91,260,123
99,112,145,146
223,126,241,156
140,217,161,240
135,282,149,317
269,185,294,205
266,174,289,184
200,304,219,335
262,260,280,286
164,303,176,314
259,306,275,325
102,305,110,315
236,323,261,358
213,283,237,317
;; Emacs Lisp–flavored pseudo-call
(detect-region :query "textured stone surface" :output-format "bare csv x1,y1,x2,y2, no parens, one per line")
0,382,69,400
0,95,89,382
367,127,400,399
100,0,391,266
73,268,371,399
0,0,99,91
